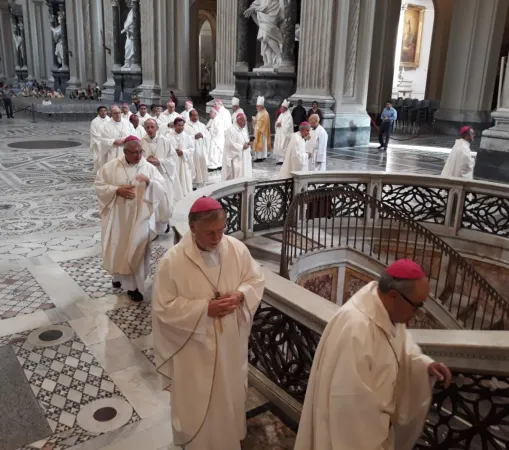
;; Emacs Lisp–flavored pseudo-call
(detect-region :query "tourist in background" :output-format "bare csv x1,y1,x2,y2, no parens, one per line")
273,99,294,165
0,83,14,119
306,101,324,123
95,136,166,303
222,113,252,180
152,196,265,450
308,113,328,171
294,259,451,450
441,126,476,179
292,99,307,132
89,105,110,173
378,101,397,150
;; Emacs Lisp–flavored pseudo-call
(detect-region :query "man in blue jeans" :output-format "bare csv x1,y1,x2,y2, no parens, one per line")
378,101,397,150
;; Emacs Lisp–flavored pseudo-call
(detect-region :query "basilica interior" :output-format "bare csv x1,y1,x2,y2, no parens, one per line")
1,0,509,449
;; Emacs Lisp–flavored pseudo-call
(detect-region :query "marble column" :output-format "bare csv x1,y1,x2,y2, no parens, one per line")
289,0,335,109
130,0,141,71
59,3,69,70
278,0,297,73
235,0,250,72
0,4,16,82
366,0,400,114
210,0,237,102
32,0,51,82
111,0,122,69
434,0,509,135
330,0,376,148
90,0,106,86
137,0,160,103
101,0,116,100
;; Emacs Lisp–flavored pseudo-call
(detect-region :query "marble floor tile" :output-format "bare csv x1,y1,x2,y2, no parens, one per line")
105,302,152,341
75,294,133,316
0,310,51,337
88,336,150,374
70,314,125,346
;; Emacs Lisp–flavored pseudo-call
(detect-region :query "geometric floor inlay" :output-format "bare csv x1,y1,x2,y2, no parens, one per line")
2,324,141,450
0,269,55,320
106,302,152,341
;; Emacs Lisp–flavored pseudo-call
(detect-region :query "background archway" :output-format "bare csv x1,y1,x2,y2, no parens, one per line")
198,9,216,93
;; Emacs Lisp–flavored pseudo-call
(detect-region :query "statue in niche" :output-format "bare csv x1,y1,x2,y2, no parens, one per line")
11,22,23,68
244,0,284,69
201,58,211,85
121,0,134,69
50,12,65,67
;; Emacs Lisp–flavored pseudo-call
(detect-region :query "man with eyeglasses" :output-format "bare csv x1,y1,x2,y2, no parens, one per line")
295,259,452,450
99,104,135,167
95,135,167,303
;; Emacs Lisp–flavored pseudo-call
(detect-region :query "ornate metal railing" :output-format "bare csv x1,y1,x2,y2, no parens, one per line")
217,192,242,234
280,186,509,330
253,178,293,231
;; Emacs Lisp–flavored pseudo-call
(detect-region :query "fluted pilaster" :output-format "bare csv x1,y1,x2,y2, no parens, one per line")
0,4,16,81
235,0,251,72
138,0,160,103
131,0,141,70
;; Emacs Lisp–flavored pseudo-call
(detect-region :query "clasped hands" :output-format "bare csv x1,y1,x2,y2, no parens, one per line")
116,174,150,199
208,291,244,318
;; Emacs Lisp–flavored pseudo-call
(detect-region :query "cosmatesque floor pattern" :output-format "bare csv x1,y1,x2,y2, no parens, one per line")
0,115,452,449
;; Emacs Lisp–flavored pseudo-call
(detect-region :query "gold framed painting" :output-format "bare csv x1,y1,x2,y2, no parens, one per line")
400,4,425,68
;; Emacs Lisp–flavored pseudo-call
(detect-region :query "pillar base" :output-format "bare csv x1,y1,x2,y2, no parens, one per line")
434,108,493,135
137,83,161,105
330,113,371,149
112,69,142,103
474,147,509,183
51,69,69,93
15,68,28,81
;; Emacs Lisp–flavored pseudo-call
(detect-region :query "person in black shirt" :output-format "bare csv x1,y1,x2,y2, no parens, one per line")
292,99,307,132
307,101,324,123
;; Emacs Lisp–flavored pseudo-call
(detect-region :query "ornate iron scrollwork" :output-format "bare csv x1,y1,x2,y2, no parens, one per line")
248,304,320,402
217,193,242,234
462,192,509,237
308,183,367,218
416,372,509,449
382,184,449,224
253,179,294,231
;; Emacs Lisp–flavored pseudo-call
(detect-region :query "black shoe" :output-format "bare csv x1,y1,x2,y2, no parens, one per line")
112,281,121,288
377,145,384,149
276,162,283,165
127,289,143,302
165,224,170,233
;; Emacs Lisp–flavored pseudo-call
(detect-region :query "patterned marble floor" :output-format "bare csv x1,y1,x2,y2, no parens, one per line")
0,115,453,449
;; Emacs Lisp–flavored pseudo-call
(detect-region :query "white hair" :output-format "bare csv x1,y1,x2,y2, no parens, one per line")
144,118,159,129
309,113,321,124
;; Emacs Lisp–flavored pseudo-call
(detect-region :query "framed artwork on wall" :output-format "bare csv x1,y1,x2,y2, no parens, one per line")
400,4,425,68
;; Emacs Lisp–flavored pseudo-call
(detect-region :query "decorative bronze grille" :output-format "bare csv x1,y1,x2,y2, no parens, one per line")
253,178,294,231
462,191,509,237
217,192,242,234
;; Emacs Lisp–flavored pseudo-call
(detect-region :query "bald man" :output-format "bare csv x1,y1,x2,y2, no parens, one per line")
295,260,452,450
160,101,181,134
99,105,135,167
95,136,167,302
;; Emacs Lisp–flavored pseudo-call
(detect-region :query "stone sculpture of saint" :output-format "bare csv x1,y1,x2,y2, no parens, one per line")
244,0,284,69
51,13,64,67
121,1,135,69
11,23,23,68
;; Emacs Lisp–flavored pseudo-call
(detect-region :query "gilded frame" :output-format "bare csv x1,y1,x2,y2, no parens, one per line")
400,4,425,69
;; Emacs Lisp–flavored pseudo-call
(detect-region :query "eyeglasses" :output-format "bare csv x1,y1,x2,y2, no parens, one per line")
125,149,145,156
396,290,424,310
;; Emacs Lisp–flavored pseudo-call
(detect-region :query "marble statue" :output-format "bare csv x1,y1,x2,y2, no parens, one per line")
244,0,284,69
11,23,23,68
51,13,64,67
121,0,135,69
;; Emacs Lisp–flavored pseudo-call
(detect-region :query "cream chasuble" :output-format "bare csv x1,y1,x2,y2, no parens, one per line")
141,133,182,227
219,105,232,133
160,111,181,135
121,111,132,121
94,155,166,294
231,108,245,124
137,112,150,126
181,108,192,123
222,125,252,181
294,282,434,450
253,108,271,159
278,132,310,179
184,120,210,188
132,125,147,141
273,110,294,163
206,116,225,170
100,119,135,167
441,139,475,179
90,115,110,173
152,233,265,450
168,131,195,196
310,124,328,171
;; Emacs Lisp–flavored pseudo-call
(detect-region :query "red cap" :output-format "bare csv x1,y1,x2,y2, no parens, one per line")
190,196,223,213
385,259,426,280
123,135,140,143
301,121,310,126
460,126,471,135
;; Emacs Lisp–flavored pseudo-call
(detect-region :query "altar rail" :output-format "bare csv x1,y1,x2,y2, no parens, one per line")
253,269,509,449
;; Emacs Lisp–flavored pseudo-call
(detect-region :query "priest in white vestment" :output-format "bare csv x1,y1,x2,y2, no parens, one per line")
99,105,135,167
90,106,110,173
184,109,209,188
441,126,476,179
137,103,151,126
278,122,312,179
308,113,328,171
168,117,195,195
294,259,452,450
152,197,265,450
273,99,294,164
206,108,225,171
95,136,167,303
160,101,181,135
222,113,253,181
231,97,245,124
130,114,147,141
142,118,182,233
215,98,232,133
121,102,133,121
180,100,194,122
